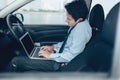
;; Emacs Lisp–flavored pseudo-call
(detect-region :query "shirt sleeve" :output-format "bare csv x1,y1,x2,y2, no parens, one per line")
53,42,63,51
50,53,69,62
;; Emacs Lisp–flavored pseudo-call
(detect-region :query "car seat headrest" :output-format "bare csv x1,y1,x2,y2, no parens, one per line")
89,4,104,31
101,2,120,46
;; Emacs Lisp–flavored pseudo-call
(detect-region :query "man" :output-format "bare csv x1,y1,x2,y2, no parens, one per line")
6,0,92,72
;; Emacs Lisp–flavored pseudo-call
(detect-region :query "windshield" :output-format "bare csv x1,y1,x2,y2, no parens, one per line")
0,0,16,11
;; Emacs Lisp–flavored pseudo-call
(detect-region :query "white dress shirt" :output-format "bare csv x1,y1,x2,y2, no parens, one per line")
50,19,92,63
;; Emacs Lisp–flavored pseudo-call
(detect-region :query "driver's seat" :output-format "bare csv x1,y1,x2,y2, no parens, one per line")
62,2,119,72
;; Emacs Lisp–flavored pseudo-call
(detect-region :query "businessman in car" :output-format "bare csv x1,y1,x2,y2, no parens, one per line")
6,0,92,72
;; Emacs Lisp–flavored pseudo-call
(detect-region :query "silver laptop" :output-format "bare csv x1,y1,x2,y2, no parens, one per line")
19,32,46,59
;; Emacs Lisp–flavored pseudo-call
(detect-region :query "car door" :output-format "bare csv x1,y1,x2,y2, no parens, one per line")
24,24,69,44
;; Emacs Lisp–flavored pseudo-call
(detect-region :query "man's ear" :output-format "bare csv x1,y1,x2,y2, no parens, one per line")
76,18,83,23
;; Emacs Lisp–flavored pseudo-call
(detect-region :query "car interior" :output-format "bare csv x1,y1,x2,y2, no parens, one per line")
0,0,119,77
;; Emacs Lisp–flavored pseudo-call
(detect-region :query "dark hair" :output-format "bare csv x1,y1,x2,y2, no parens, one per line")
65,0,88,21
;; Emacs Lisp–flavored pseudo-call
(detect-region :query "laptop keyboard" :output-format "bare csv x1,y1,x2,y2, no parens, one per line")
32,47,40,58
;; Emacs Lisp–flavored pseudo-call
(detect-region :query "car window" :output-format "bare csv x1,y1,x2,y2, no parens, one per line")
14,0,92,25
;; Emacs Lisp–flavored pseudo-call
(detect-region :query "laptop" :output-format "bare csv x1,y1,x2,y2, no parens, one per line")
19,32,46,59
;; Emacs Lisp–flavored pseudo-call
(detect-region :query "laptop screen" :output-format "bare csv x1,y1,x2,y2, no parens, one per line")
20,32,34,55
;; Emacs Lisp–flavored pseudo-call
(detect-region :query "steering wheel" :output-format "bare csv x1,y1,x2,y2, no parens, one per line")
6,14,26,41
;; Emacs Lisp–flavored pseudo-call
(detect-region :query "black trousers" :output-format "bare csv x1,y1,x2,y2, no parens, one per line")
6,56,60,72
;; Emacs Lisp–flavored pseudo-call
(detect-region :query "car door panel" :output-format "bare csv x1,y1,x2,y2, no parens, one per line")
24,25,69,43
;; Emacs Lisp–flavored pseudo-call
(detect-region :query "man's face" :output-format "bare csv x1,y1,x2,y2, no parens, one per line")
66,12,76,27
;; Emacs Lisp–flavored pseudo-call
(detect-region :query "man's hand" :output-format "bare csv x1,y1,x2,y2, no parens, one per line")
38,45,54,59
38,50,51,59
40,46,54,53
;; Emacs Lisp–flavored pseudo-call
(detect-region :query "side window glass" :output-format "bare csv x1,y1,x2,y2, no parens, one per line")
14,0,92,25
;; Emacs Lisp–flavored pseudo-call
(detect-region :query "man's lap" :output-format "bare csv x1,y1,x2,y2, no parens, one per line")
6,56,60,72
